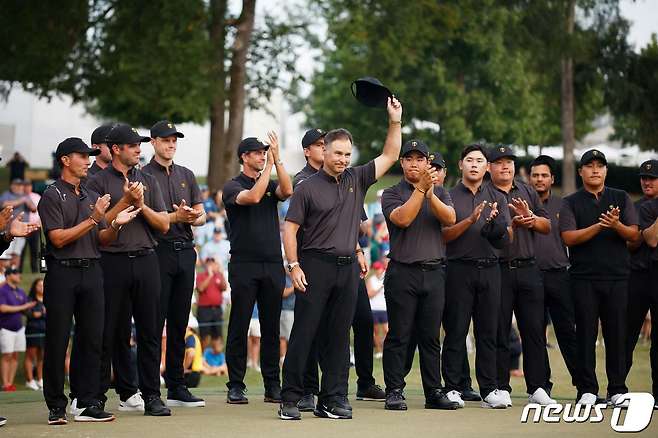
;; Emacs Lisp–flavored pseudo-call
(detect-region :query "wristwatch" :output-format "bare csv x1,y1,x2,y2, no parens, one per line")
287,261,300,273
0,231,12,242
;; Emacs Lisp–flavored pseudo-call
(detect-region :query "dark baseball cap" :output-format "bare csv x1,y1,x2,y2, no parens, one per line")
430,152,446,169
5,267,20,275
301,128,325,148
55,137,100,160
105,124,151,145
237,137,269,157
639,159,658,178
351,77,393,108
151,120,185,139
401,139,429,158
579,149,607,167
90,123,114,145
488,145,516,162
530,155,557,174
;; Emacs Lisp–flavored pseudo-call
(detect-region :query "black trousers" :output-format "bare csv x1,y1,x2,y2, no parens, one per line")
497,264,547,394
156,244,196,392
626,267,658,397
226,261,284,391
282,254,359,402
43,262,104,410
572,278,628,396
541,269,578,389
383,262,444,396
442,261,500,398
98,252,162,402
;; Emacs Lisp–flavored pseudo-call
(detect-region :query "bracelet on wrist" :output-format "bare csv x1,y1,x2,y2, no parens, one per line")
111,219,123,231
389,120,402,125
89,216,99,225
415,187,426,194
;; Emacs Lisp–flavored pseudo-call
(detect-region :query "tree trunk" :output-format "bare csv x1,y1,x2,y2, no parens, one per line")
207,0,228,192
561,0,576,194
224,0,256,181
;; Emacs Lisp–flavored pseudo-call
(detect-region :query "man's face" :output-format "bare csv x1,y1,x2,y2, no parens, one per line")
92,143,112,163
62,152,91,178
324,138,352,175
7,271,20,285
578,160,607,188
151,136,178,161
489,158,515,186
9,183,21,194
304,138,325,165
242,148,268,172
432,166,446,186
530,164,554,195
458,150,488,183
400,151,429,183
641,176,658,198
213,232,222,242
22,183,33,194
113,143,141,167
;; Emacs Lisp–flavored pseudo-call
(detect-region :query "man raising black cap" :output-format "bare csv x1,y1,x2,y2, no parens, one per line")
89,124,114,176
380,139,458,411
222,132,293,404
143,120,206,408
40,138,139,425
559,149,639,406
87,123,172,416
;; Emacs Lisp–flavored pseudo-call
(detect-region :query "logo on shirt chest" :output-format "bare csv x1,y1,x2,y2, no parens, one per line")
266,191,271,197
349,187,354,193
181,182,186,188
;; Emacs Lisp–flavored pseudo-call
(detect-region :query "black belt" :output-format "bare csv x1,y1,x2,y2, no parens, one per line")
500,257,536,269
451,258,498,268
53,258,97,268
392,259,446,271
110,248,156,258
303,250,355,266
542,266,568,273
160,240,195,251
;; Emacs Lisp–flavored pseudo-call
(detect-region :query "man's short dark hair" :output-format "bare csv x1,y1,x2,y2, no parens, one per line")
460,144,487,160
530,155,556,175
324,128,353,148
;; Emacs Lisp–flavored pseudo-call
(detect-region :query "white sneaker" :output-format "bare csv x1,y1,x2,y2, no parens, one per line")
609,393,629,407
499,389,513,407
68,398,84,416
37,379,43,389
528,388,556,405
481,390,507,409
26,380,39,391
446,390,465,408
374,352,383,359
118,392,145,412
577,393,598,405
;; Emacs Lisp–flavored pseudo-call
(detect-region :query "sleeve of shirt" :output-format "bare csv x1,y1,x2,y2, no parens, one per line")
146,175,166,212
528,187,549,219
621,193,639,226
188,171,203,206
355,160,377,191
285,189,307,226
558,198,577,232
222,180,242,207
437,186,453,207
0,290,7,306
185,335,196,349
37,189,63,232
381,187,403,220
639,201,656,230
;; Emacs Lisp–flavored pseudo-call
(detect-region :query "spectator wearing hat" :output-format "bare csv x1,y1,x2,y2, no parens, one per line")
19,179,41,273
488,146,555,407
367,261,387,359
380,139,458,411
222,132,292,404
0,178,37,267
0,267,35,392
196,257,227,349
280,97,402,420
142,120,206,408
87,124,172,416
39,137,139,424
529,155,578,392
6,152,27,182
89,124,114,176
294,128,326,187
559,149,639,406
200,227,231,274
634,159,658,405
183,315,203,388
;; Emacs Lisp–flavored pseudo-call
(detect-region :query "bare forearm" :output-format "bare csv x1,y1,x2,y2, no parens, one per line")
531,217,551,234
141,206,170,233
374,122,402,180
442,218,474,242
389,189,425,228
98,225,119,246
561,224,601,246
105,198,131,224
48,219,96,248
275,163,293,199
614,223,639,242
283,222,300,263
643,221,658,247
238,166,273,204
428,195,456,226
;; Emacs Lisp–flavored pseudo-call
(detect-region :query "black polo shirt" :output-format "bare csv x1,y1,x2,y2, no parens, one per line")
86,164,167,253
382,179,453,263
222,173,283,263
286,161,376,256
38,179,108,259
559,186,638,280
142,158,202,242
490,179,549,261
631,197,653,271
535,194,569,270
293,163,320,187
639,197,658,263
446,181,511,261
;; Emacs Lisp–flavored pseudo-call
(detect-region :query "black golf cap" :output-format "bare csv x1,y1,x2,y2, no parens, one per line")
430,151,446,169
151,120,185,139
488,145,516,162
237,137,269,157
105,123,151,145
579,149,607,167
91,124,114,145
301,128,325,149
55,137,100,159
639,159,658,178
401,139,429,158
530,155,557,174
351,77,393,108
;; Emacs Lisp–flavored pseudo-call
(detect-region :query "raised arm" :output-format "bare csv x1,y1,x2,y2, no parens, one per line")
267,132,293,201
442,201,486,242
373,97,403,180
236,156,274,205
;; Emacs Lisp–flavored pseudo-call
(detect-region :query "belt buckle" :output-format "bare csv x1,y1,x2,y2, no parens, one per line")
336,256,351,266
173,241,183,251
128,252,137,259
509,260,518,269
80,259,90,268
